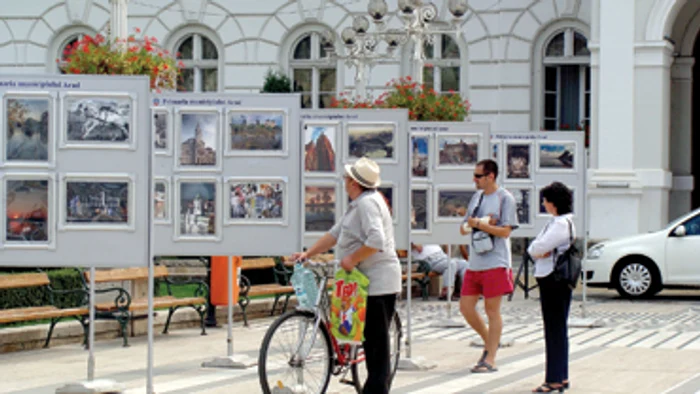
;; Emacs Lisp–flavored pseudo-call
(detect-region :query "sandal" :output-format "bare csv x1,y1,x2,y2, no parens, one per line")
532,383,565,392
478,350,488,364
470,360,498,373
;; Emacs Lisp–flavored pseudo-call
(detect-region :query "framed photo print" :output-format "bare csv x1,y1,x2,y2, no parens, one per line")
304,183,338,234
176,108,221,171
538,186,575,217
226,109,287,156
435,186,476,222
175,177,220,240
505,142,532,181
506,186,533,227
60,174,135,231
303,121,338,175
436,133,480,169
152,107,171,155
226,178,287,225
3,92,53,167
62,92,135,149
346,122,396,163
153,177,170,224
2,173,55,249
411,186,431,233
411,134,430,179
345,183,397,222
537,141,576,172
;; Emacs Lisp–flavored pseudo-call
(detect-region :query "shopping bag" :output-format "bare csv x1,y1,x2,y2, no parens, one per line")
330,268,370,344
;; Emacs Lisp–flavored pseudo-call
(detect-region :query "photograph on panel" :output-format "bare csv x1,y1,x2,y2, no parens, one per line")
411,188,429,231
506,143,532,180
65,96,131,142
346,185,394,217
228,111,284,151
153,110,168,151
304,123,336,173
179,112,218,167
437,189,475,219
154,180,168,221
347,123,395,161
437,134,479,167
491,141,500,162
6,179,49,242
304,185,336,233
229,181,285,221
412,135,429,178
5,97,49,161
538,141,575,170
66,181,129,223
507,187,532,227
179,181,216,236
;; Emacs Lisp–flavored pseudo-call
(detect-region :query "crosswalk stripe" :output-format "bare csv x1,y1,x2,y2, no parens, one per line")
579,329,634,347
633,331,680,349
655,332,698,349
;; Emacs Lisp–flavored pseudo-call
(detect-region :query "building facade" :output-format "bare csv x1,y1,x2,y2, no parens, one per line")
0,0,698,239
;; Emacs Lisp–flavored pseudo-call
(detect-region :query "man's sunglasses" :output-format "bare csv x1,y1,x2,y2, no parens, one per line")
473,172,490,179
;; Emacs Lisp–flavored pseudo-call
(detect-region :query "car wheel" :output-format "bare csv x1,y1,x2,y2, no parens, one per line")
614,259,658,298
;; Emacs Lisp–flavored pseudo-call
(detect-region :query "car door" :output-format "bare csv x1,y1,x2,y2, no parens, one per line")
665,213,700,284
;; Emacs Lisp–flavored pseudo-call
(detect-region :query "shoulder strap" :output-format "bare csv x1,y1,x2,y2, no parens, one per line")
471,191,485,217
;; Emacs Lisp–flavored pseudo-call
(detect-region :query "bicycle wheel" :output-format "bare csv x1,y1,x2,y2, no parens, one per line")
351,312,402,393
258,310,333,394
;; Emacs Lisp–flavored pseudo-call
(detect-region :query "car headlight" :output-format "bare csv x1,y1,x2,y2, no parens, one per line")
587,244,604,259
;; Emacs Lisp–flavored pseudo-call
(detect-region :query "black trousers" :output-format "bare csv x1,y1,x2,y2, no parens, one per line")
362,294,396,394
537,274,572,384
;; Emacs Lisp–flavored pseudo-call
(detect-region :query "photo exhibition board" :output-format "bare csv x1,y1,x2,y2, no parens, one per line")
0,75,151,268
490,131,586,238
409,122,491,246
151,93,302,257
300,109,410,250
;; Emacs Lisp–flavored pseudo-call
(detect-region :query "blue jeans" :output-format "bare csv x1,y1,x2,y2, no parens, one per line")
536,274,572,383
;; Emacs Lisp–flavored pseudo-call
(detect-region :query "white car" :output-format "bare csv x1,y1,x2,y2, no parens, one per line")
585,208,700,298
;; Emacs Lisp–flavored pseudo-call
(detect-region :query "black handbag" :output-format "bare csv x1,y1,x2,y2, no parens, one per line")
552,218,581,290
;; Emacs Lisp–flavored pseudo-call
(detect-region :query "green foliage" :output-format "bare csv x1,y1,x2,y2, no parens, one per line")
261,69,292,93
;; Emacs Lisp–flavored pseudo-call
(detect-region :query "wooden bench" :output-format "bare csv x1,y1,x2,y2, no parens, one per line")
238,257,294,326
400,259,436,300
82,265,207,347
0,272,89,348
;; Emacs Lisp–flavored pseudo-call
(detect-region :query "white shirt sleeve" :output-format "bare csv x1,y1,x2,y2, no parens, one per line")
527,218,571,257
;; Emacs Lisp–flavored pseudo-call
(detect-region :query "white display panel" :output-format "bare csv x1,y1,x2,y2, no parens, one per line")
0,75,151,267
151,94,302,257
301,109,410,250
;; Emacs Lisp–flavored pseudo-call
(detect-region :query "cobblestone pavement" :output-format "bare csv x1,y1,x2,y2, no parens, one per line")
5,289,700,393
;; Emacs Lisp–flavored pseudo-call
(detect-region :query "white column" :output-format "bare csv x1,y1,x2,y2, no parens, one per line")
588,0,643,239
110,0,130,41
669,57,695,219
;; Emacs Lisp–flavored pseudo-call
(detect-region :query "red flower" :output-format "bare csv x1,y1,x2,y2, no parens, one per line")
135,27,141,33
406,76,412,81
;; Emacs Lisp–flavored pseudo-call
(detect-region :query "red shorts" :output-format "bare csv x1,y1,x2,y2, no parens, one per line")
461,267,514,298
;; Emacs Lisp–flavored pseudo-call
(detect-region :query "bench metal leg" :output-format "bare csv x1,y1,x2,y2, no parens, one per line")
163,307,175,334
118,315,130,347
239,299,249,327
281,294,291,314
270,295,281,316
197,305,207,336
80,318,89,350
44,318,59,348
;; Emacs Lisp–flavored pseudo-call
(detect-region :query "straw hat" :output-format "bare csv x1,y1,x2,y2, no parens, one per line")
344,157,381,188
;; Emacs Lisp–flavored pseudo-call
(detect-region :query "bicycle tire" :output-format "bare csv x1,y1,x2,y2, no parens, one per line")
351,312,402,393
258,310,333,394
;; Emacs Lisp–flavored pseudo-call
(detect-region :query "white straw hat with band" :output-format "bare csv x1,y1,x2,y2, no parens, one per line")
344,157,381,188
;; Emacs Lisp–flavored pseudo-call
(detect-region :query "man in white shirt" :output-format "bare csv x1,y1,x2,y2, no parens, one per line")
410,243,469,300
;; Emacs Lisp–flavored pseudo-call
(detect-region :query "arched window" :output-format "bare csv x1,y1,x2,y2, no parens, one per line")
48,27,96,73
290,33,337,109
175,33,220,92
541,29,590,130
423,34,461,94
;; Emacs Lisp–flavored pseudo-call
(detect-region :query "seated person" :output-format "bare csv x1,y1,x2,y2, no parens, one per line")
410,243,469,300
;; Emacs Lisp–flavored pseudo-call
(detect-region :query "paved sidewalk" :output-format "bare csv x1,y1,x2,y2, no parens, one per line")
4,293,700,393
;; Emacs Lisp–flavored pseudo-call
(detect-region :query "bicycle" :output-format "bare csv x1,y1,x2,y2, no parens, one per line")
258,260,402,394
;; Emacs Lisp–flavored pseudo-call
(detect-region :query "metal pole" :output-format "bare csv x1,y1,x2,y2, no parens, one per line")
88,267,96,381
582,150,590,318
445,245,453,319
227,256,234,357
147,257,154,394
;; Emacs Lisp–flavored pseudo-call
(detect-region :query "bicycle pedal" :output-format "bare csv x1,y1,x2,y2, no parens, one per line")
339,378,355,386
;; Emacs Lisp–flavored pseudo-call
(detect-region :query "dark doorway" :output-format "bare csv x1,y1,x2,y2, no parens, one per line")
693,35,700,209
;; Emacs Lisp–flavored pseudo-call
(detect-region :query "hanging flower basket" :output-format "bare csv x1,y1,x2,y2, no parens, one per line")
331,76,471,122
59,28,183,92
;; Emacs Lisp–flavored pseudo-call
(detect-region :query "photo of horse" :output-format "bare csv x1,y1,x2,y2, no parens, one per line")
65,96,131,142
5,97,49,162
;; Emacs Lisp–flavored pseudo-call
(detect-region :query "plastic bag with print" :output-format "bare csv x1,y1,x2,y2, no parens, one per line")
330,268,370,344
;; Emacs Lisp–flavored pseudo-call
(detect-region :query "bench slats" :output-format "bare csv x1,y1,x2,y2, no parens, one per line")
95,296,206,312
0,306,88,324
402,273,426,281
0,273,50,289
248,284,294,297
241,258,277,270
85,266,169,283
